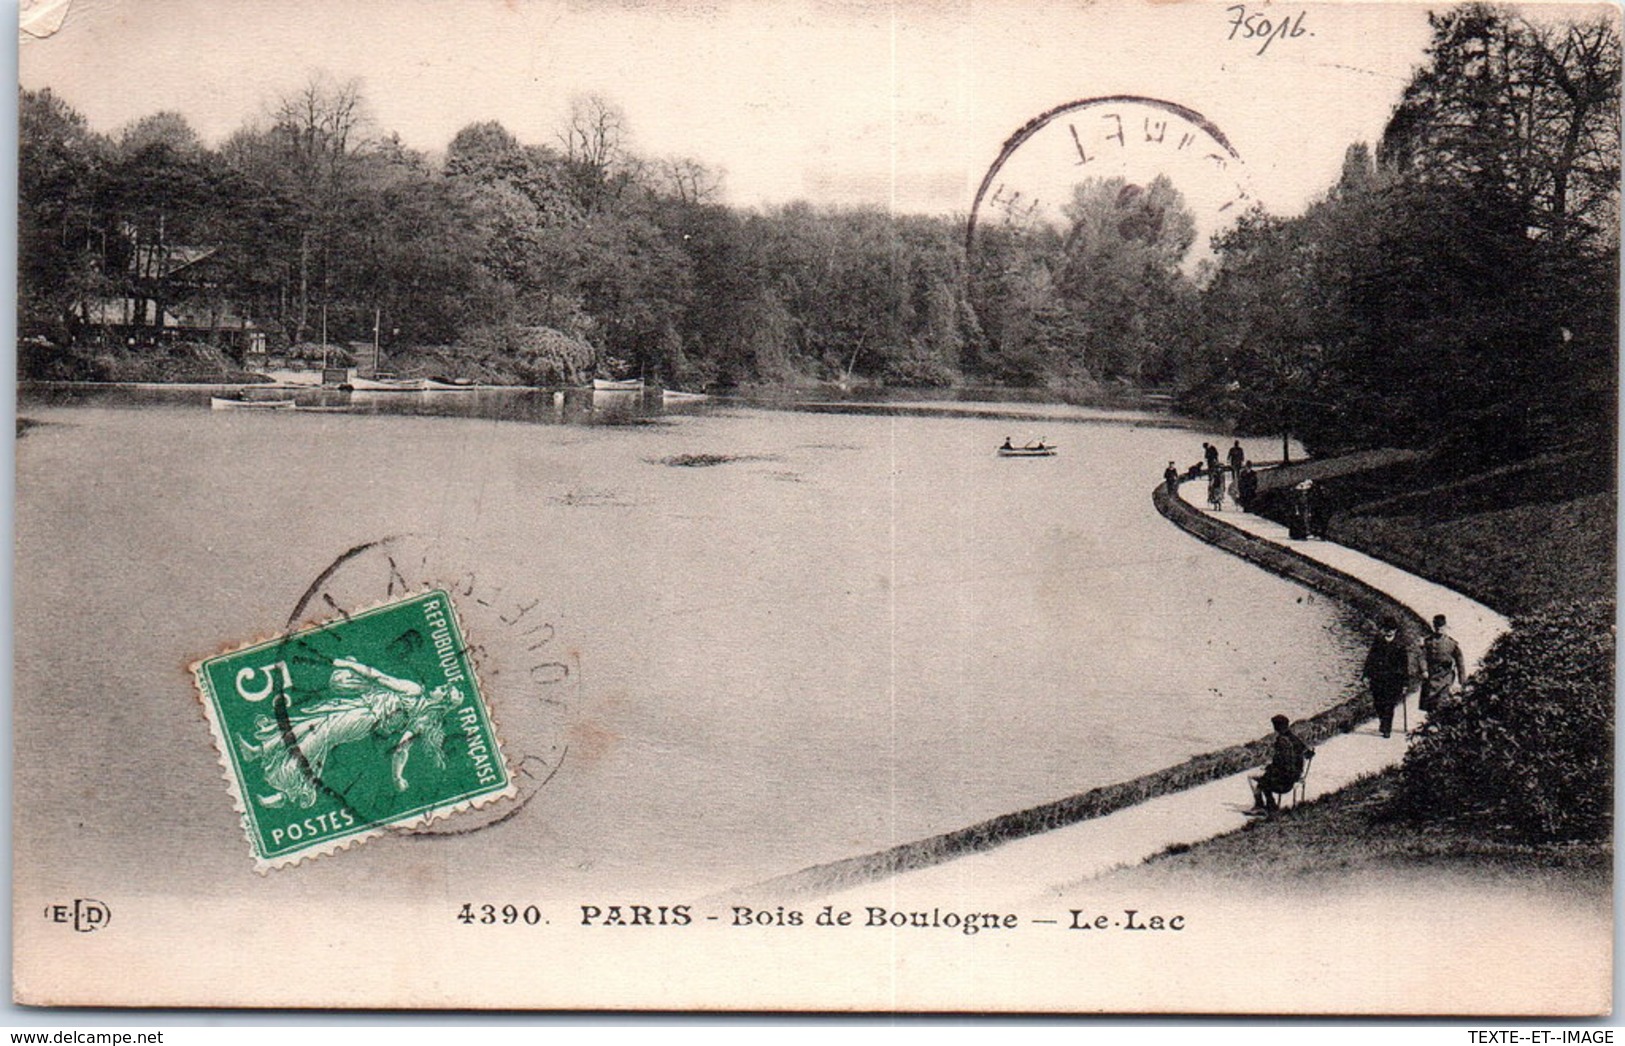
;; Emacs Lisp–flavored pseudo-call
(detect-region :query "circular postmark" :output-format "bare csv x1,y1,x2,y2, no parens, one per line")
270,533,576,838
967,95,1251,252
964,95,1252,341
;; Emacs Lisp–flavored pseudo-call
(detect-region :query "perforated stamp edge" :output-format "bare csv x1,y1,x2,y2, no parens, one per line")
190,587,518,873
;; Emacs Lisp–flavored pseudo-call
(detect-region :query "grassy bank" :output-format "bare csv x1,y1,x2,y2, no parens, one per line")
1333,490,1613,618
1254,444,1614,615
21,340,271,384
1118,770,1610,892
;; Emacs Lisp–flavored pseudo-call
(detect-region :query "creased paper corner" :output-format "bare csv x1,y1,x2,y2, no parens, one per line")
20,0,72,40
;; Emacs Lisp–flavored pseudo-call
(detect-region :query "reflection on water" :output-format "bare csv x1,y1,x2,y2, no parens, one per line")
18,381,1187,430
18,381,712,426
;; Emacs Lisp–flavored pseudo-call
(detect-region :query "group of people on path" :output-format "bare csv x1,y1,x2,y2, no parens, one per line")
1245,614,1463,817
1162,440,1258,513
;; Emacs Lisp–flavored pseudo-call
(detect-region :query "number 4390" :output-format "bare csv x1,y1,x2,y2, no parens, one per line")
458,903,544,926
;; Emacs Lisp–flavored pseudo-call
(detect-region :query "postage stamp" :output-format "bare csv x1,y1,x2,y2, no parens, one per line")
193,590,515,871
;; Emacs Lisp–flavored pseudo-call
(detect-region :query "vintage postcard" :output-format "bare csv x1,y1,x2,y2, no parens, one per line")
14,0,1616,1013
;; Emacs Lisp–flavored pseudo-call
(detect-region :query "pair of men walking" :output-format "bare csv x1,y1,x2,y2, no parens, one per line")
1362,613,1465,738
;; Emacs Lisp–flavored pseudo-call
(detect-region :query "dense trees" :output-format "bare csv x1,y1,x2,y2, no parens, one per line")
19,80,997,387
965,175,1201,391
20,87,105,342
1181,4,1618,462
1381,6,1620,249
1054,176,1197,385
19,3,1619,425
17,71,1206,392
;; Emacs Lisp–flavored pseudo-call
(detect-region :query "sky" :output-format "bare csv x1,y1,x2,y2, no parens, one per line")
19,0,1470,225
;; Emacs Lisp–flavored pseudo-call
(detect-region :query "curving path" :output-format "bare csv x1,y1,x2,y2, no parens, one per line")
811,471,1511,909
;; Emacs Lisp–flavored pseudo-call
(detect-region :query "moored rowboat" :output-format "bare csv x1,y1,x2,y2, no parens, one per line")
592,378,644,391
210,396,296,411
345,376,428,392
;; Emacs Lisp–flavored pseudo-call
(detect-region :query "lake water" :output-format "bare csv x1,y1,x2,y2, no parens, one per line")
15,389,1363,899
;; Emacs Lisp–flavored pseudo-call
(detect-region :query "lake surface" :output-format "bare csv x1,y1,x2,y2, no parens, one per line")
15,390,1362,899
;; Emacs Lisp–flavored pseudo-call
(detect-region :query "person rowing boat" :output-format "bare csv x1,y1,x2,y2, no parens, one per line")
997,436,1057,457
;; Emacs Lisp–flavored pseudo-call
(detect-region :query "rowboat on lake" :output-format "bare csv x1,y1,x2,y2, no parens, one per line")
211,394,297,410
997,440,1057,457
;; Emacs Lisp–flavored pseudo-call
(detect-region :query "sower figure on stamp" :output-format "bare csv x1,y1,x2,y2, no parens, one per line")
1418,613,1466,714
237,657,465,809
1248,714,1313,816
1362,617,1419,738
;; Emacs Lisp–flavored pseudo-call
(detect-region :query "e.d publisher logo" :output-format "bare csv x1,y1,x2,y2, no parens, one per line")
44,898,111,932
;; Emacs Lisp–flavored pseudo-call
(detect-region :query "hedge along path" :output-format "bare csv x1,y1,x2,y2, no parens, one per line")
724,466,1510,907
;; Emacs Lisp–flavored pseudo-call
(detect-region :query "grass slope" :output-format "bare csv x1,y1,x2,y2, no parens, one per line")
1121,772,1610,891
1334,494,1614,617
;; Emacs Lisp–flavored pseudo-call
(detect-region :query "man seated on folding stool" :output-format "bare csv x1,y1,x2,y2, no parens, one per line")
1248,714,1314,816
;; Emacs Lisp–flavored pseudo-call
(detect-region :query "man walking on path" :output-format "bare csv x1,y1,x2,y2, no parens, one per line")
1362,617,1418,738
1226,440,1246,507
1237,461,1259,512
1419,613,1467,713
1164,461,1180,496
1203,442,1221,475
1248,714,1314,816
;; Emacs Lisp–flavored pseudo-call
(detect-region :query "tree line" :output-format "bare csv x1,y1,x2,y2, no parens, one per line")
14,72,1230,395
19,4,1619,461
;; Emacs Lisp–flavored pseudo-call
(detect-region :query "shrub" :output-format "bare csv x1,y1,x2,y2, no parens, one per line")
22,341,272,383
463,325,598,386
1398,598,1614,841
100,341,266,383
20,340,108,381
882,341,958,388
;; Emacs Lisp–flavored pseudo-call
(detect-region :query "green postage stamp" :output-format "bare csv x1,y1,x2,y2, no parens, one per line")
194,590,515,870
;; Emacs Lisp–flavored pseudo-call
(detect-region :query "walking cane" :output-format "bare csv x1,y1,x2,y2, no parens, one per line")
1401,687,1410,735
